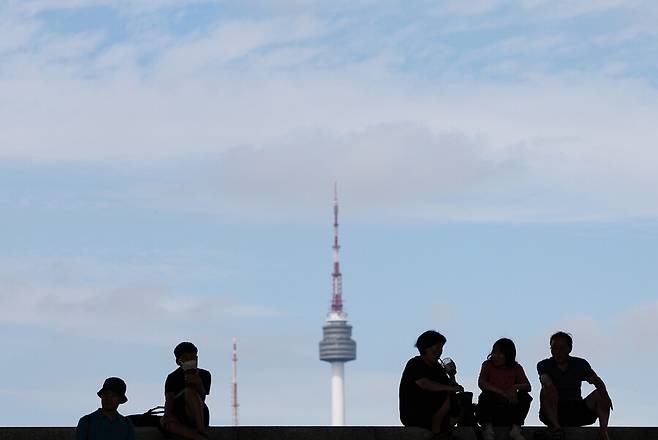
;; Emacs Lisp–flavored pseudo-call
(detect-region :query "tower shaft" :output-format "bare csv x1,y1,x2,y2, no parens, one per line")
331,362,345,425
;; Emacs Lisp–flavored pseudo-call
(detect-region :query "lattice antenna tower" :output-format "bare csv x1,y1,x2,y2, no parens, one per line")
231,337,239,426
331,181,344,316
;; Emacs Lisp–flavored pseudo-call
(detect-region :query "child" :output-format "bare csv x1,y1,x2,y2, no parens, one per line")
477,338,532,440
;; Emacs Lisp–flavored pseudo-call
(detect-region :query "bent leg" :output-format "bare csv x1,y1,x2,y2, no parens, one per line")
184,388,207,434
585,390,610,440
477,392,495,425
513,392,532,426
431,397,451,434
539,387,561,430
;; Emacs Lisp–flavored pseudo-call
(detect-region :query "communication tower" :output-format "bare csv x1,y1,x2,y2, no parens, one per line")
318,183,357,426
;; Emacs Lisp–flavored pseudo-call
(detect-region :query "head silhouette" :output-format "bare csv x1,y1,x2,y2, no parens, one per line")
489,338,517,367
415,330,447,356
174,341,198,364
549,331,573,362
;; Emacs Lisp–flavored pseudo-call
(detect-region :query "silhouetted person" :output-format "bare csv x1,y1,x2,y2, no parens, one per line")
477,338,532,440
538,331,613,440
399,330,465,439
161,342,211,440
76,377,135,440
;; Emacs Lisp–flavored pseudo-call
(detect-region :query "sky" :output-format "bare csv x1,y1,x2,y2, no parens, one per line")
1,0,658,427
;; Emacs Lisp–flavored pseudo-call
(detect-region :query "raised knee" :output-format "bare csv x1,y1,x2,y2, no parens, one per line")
541,386,557,400
184,388,202,403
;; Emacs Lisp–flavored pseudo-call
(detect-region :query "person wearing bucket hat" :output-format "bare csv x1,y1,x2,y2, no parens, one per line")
97,377,128,404
76,377,135,440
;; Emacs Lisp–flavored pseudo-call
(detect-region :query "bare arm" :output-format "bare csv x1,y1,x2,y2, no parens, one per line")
185,371,207,397
588,374,613,410
515,368,532,393
539,373,554,389
587,374,607,392
478,377,507,396
416,378,463,393
163,392,175,418
515,382,531,392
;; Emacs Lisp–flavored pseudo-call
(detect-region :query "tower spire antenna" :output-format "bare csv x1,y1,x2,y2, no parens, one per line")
331,181,344,316
320,182,356,426
231,337,239,426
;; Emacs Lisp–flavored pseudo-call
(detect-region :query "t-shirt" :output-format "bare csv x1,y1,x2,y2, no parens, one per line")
165,367,212,398
479,360,529,393
76,409,135,440
399,356,451,422
537,356,595,401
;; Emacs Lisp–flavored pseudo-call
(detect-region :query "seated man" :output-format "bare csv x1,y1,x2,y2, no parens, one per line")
161,342,212,440
537,332,613,440
399,330,465,439
76,377,135,440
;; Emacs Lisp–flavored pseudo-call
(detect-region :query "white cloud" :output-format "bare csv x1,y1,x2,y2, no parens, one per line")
518,0,646,19
11,0,211,16
210,123,508,219
2,0,658,223
3,65,658,222
0,257,280,344
434,0,506,16
154,15,328,77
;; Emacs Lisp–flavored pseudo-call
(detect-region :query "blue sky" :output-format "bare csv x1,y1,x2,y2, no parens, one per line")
2,0,658,427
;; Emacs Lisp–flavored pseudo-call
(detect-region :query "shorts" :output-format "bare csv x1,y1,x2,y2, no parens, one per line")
539,399,597,427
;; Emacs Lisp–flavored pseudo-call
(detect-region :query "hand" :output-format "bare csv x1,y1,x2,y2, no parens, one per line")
184,371,202,386
454,384,464,393
506,390,518,404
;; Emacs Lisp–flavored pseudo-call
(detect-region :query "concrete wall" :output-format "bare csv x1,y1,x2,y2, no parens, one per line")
1,427,657,440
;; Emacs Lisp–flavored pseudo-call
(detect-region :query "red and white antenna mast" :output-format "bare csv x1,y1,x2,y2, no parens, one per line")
331,182,344,316
231,337,239,426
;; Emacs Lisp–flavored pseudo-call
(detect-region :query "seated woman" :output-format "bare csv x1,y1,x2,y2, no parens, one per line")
477,338,532,440
399,330,465,439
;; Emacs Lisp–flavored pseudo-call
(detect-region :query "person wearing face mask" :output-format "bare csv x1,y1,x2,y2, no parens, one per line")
160,342,212,440
76,377,135,440
399,330,465,440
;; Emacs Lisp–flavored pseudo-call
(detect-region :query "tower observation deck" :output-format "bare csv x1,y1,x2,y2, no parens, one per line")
319,184,356,426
